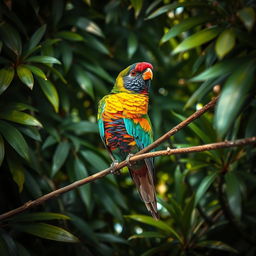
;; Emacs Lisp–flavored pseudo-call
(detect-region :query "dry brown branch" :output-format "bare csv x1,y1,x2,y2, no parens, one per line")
1,97,255,221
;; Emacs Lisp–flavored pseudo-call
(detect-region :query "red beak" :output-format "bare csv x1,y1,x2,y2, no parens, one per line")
142,68,153,80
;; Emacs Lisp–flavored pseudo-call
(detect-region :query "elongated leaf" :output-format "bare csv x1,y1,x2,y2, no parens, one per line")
26,24,47,51
24,64,47,80
15,223,79,243
215,29,235,59
24,170,42,198
172,27,222,55
174,166,186,205
38,78,59,112
0,22,22,55
56,31,84,41
127,215,181,240
26,56,61,65
196,240,237,253
0,67,15,95
96,233,128,244
129,231,165,240
128,32,138,59
0,121,30,161
195,172,218,206
76,17,104,37
9,212,70,222
131,0,143,18
19,126,41,141
80,150,108,170
215,62,255,137
62,121,98,134
17,65,34,89
73,157,91,208
52,141,70,177
161,16,211,44
225,172,242,219
7,156,25,192
0,135,4,167
237,7,255,31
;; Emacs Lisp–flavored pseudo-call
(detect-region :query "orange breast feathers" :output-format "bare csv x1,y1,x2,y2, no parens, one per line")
102,93,151,132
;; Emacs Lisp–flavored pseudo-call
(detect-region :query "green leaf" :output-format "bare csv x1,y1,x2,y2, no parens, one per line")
0,22,22,55
161,16,211,44
225,172,242,219
0,67,15,95
129,231,165,240
73,157,91,208
26,24,47,51
19,126,41,141
128,33,138,59
7,156,25,192
195,172,218,206
237,7,255,31
131,0,143,18
0,110,42,127
196,240,237,253
24,64,47,80
96,233,128,244
190,58,247,82
215,62,255,137
26,56,61,65
38,78,59,112
9,212,70,222
215,29,235,59
56,31,84,41
0,135,4,167
172,27,222,55
17,65,34,89
52,141,70,177
62,121,98,134
127,215,181,240
15,223,79,243
76,17,104,37
0,121,30,161
174,166,186,205
74,66,94,99
24,170,42,198
80,150,108,171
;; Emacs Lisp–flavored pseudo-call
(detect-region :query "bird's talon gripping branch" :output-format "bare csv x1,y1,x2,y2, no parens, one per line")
125,153,134,167
110,160,120,175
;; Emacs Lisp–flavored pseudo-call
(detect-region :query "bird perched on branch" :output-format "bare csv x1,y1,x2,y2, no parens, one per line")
97,62,159,219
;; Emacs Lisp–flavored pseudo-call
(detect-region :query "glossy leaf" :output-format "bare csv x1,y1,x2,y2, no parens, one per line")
24,64,47,80
7,156,25,192
0,67,15,95
215,29,235,59
80,150,108,171
96,233,128,244
17,65,34,89
52,141,70,177
19,126,41,141
26,24,47,51
56,31,84,41
129,231,165,240
127,215,181,240
225,172,242,219
0,22,22,55
15,223,79,243
0,135,4,167
0,121,30,161
131,0,143,17
195,172,218,206
26,56,61,65
76,17,104,37
172,27,222,55
237,7,255,31
215,62,255,137
161,16,211,44
38,78,59,112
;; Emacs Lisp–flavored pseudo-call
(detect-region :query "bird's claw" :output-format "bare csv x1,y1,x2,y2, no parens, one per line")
126,153,134,167
110,160,120,175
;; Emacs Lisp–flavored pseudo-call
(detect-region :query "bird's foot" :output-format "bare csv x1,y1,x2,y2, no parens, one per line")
110,160,120,175
125,153,134,167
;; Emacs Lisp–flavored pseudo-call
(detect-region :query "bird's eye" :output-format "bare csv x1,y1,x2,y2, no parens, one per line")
130,70,137,76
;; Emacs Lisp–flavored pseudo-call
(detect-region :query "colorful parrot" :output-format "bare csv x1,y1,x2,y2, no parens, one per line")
97,62,159,219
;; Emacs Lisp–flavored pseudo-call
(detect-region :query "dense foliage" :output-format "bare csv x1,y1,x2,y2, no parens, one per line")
0,0,256,255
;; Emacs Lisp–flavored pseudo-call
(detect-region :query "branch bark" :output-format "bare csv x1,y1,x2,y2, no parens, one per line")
1,97,254,222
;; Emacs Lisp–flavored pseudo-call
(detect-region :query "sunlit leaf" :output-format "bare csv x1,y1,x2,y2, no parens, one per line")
26,56,61,65
129,231,165,240
172,27,222,55
38,78,59,112
56,31,84,41
52,141,70,177
24,64,47,80
0,121,30,161
215,62,255,137
76,17,104,37
237,7,255,31
17,65,34,89
131,0,143,18
0,67,15,95
14,223,79,243
215,29,235,59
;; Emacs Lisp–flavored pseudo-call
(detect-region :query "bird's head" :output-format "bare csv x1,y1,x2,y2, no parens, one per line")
112,62,153,94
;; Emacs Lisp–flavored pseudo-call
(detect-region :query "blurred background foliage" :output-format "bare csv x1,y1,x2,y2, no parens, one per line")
0,0,256,255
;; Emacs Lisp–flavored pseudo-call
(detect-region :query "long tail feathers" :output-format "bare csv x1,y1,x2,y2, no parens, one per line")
129,163,159,220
